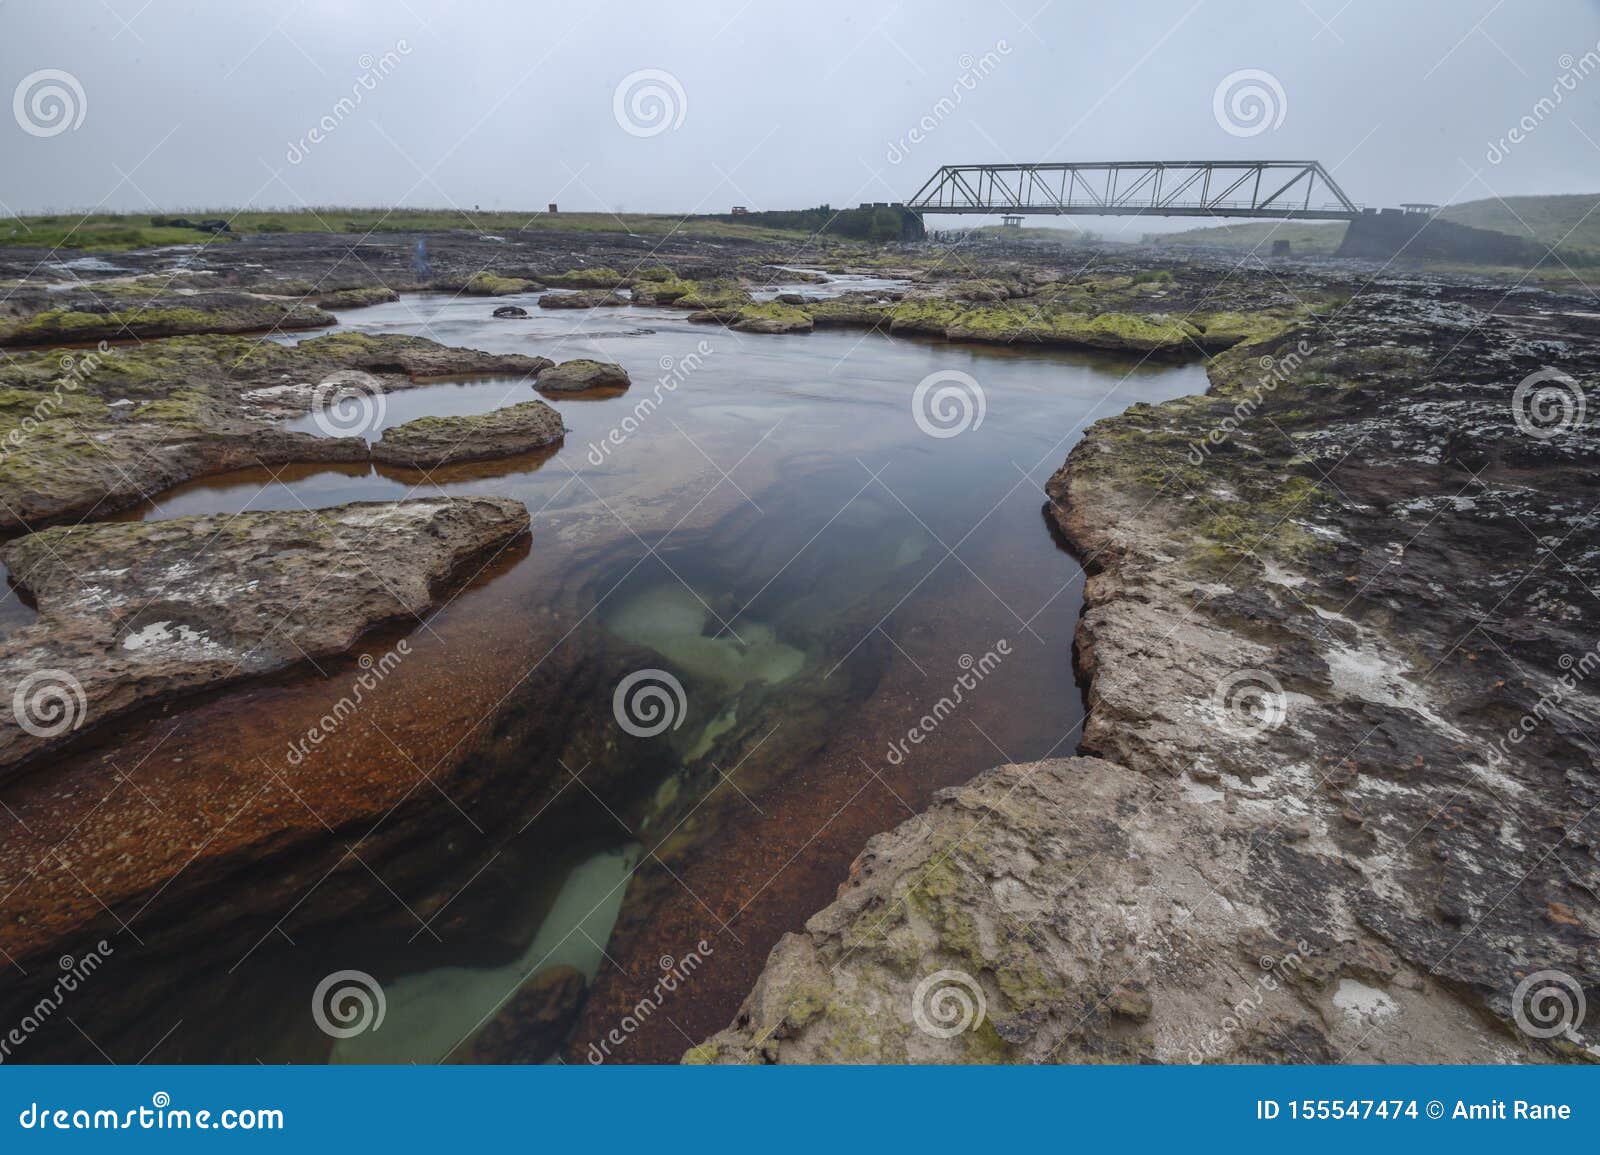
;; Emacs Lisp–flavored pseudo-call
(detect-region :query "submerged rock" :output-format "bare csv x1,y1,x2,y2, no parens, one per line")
371,399,565,468
0,497,530,774
536,359,631,393
464,966,586,1063
492,305,530,318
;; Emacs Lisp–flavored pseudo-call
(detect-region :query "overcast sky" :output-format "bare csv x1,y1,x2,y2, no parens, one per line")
2,0,1597,232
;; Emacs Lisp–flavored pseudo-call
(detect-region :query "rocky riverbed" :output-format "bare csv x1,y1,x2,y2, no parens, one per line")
0,222,1594,1065
695,281,1600,1064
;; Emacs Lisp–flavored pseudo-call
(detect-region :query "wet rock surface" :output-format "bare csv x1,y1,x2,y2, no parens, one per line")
693,757,1530,1064
0,496,529,773
0,332,547,529
0,286,334,347
536,358,631,393
698,285,1600,1064
539,289,628,309
3,224,1597,1065
371,400,566,468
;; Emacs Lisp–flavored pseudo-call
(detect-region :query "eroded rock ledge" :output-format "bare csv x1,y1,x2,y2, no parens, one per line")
0,496,529,773
0,332,549,530
695,287,1599,1064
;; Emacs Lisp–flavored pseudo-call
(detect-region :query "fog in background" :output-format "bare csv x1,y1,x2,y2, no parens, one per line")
2,0,1597,234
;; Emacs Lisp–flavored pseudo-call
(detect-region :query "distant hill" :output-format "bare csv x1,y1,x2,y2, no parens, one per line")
1436,194,1600,259
1145,220,1346,254
1150,193,1600,265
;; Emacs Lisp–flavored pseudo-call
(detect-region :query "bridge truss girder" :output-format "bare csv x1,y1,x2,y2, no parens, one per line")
907,161,1360,221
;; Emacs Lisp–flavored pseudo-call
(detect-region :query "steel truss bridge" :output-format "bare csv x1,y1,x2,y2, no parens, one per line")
907,160,1360,221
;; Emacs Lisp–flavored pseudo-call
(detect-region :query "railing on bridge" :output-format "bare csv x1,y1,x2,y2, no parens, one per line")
907,161,1360,221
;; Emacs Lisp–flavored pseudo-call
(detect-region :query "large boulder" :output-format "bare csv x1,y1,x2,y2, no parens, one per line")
536,359,631,393
371,400,565,468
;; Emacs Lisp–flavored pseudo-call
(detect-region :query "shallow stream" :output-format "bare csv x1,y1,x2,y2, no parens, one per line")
1,276,1208,1062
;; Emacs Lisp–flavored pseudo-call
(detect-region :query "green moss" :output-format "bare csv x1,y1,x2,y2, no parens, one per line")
542,266,627,288
0,301,325,346
129,390,212,427
671,279,751,309
316,285,399,309
462,272,537,296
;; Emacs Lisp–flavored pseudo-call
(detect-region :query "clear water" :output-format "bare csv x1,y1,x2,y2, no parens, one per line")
281,378,544,443
6,288,1209,1063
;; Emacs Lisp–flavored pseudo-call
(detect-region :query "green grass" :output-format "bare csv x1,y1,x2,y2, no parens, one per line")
1436,194,1600,260
1146,220,1348,254
1149,193,1600,265
0,208,842,250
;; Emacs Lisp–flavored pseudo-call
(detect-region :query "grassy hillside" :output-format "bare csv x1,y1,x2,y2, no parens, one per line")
1436,194,1600,260
1146,220,1347,254
1150,194,1600,264
0,208,822,250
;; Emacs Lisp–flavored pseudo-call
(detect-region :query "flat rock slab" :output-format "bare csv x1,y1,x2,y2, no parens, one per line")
536,359,630,393
538,290,627,309
0,496,529,775
371,399,565,468
693,757,1528,1066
